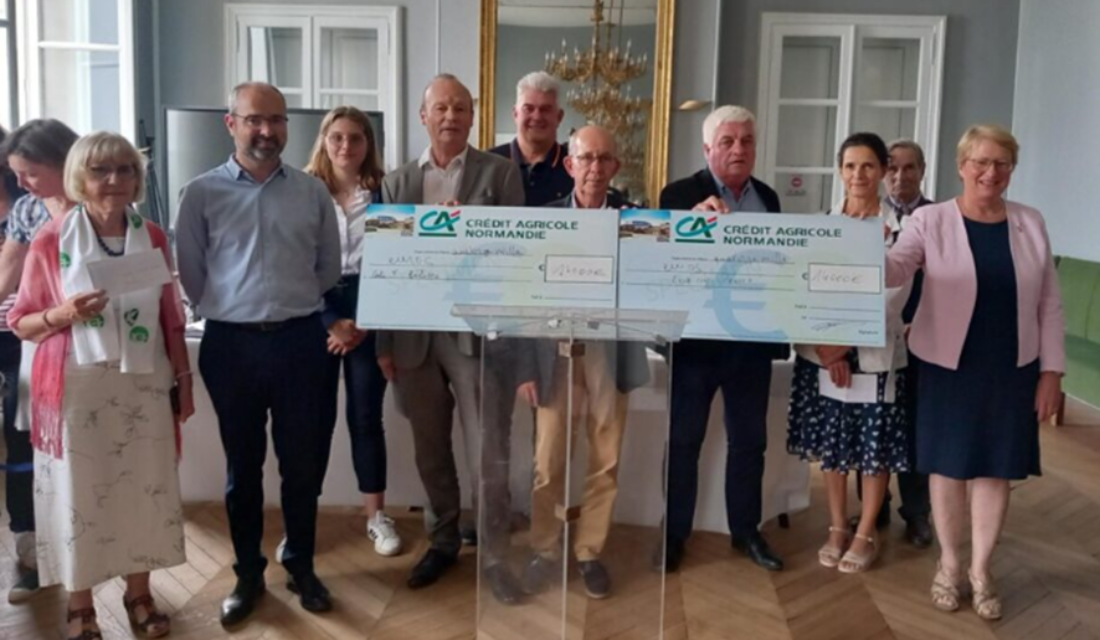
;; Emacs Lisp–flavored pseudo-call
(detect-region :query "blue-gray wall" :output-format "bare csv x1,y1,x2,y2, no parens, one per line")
1012,0,1100,261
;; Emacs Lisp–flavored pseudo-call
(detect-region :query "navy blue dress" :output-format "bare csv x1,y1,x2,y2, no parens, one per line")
916,218,1041,480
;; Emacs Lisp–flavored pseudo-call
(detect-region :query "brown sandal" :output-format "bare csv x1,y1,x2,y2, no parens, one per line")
67,607,103,640
930,563,967,612
124,592,172,638
969,572,1003,621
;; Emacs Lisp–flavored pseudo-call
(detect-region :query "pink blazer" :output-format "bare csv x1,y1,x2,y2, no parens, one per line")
886,199,1065,373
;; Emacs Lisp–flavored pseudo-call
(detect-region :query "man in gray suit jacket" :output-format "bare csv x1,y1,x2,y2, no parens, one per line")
374,74,525,599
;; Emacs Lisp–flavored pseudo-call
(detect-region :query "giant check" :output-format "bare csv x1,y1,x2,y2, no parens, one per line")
618,210,886,347
357,204,620,331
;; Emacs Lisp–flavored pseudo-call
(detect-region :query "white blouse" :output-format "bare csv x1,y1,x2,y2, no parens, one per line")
335,188,371,276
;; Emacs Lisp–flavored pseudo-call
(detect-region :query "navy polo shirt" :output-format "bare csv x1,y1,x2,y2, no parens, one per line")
489,139,574,206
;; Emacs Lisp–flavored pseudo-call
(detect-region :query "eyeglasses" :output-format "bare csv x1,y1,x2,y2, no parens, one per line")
326,132,367,147
231,113,289,129
87,164,138,180
967,158,1014,173
572,153,616,166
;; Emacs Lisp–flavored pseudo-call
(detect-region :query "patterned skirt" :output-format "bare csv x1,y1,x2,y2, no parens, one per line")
787,355,912,474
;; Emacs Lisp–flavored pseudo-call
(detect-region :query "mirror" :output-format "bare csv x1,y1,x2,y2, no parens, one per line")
479,0,675,206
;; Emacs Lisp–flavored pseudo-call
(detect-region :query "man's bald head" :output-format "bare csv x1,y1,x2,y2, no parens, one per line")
565,125,620,208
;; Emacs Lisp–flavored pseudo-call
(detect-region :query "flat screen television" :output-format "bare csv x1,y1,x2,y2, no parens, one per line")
161,106,385,228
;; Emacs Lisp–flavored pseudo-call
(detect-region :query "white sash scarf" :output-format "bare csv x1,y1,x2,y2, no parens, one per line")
59,206,160,373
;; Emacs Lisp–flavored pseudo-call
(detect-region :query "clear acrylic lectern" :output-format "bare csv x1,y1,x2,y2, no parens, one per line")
453,304,687,640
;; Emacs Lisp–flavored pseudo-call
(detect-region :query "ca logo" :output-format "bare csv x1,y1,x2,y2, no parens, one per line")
674,215,718,243
418,209,460,237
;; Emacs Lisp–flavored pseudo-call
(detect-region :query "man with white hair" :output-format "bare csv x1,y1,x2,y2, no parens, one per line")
490,71,573,206
656,105,787,573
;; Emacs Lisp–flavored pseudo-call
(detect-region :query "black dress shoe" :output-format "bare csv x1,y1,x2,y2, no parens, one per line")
484,563,524,605
652,538,685,573
407,549,458,589
220,575,266,627
731,533,784,572
287,572,333,613
460,525,478,547
578,560,611,599
904,517,934,549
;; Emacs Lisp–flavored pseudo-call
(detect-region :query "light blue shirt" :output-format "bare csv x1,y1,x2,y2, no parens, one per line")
176,156,341,323
710,170,769,213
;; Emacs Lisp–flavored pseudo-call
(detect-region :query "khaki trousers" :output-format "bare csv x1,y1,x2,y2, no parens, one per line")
530,342,629,562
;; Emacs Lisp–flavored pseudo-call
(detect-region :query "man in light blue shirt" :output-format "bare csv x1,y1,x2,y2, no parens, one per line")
176,82,340,626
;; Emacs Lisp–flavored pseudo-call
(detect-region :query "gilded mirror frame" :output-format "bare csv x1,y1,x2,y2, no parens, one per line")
478,0,676,206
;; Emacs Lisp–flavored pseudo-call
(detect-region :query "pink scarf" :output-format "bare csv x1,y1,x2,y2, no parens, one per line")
6,217,187,459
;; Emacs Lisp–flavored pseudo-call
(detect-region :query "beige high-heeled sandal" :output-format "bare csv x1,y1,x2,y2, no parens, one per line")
930,563,967,612
818,526,850,568
969,572,1003,621
837,533,878,573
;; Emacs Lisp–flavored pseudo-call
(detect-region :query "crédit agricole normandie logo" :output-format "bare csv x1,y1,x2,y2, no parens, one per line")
674,214,718,244
418,209,461,237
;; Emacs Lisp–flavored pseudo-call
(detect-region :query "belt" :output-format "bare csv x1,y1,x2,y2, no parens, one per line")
208,314,317,333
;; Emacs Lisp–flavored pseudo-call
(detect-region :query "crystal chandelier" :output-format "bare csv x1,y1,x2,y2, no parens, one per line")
544,0,651,200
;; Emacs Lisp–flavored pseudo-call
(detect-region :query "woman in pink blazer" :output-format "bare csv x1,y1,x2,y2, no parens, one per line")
886,125,1065,622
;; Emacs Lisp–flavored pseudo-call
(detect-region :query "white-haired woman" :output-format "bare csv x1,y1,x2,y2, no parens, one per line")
8,131,194,639
887,125,1064,620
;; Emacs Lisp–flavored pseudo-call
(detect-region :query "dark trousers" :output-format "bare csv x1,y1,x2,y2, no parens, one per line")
318,334,388,494
667,346,772,542
0,331,33,533
479,339,520,564
199,315,328,579
857,354,930,520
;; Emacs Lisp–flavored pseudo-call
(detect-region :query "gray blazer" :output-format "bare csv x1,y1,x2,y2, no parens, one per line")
375,146,525,369
517,191,651,406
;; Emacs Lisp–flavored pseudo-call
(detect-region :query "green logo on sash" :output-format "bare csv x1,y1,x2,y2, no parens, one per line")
129,326,150,343
59,252,71,268
84,314,105,328
130,214,143,229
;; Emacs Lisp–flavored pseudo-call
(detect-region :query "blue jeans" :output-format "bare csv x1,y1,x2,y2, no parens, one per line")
1,331,33,533
319,333,389,494
199,314,328,579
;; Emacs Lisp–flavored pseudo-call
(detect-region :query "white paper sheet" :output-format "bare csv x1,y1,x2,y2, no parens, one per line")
85,250,172,298
818,369,879,403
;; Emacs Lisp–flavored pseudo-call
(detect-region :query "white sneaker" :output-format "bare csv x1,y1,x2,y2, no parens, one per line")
366,513,403,557
275,537,288,564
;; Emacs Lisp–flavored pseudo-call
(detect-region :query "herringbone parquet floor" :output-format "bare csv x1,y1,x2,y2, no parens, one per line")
2,399,1099,640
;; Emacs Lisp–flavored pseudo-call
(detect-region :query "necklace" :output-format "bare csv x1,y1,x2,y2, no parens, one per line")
95,232,125,257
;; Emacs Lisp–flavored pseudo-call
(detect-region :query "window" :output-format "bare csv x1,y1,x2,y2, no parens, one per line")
16,0,136,138
225,4,404,170
757,13,946,212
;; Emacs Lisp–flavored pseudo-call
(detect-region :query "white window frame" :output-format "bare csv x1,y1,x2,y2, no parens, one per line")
16,0,136,139
225,4,404,170
757,13,946,204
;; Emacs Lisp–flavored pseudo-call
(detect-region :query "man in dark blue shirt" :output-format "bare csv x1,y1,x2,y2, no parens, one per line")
489,71,573,206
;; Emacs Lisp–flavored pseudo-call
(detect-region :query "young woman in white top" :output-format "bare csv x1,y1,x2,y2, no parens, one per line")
303,106,402,556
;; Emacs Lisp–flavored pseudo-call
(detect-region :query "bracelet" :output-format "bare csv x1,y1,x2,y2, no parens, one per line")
42,308,55,329
175,371,193,380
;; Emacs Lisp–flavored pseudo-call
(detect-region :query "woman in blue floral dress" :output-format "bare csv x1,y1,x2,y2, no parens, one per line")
787,132,913,574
